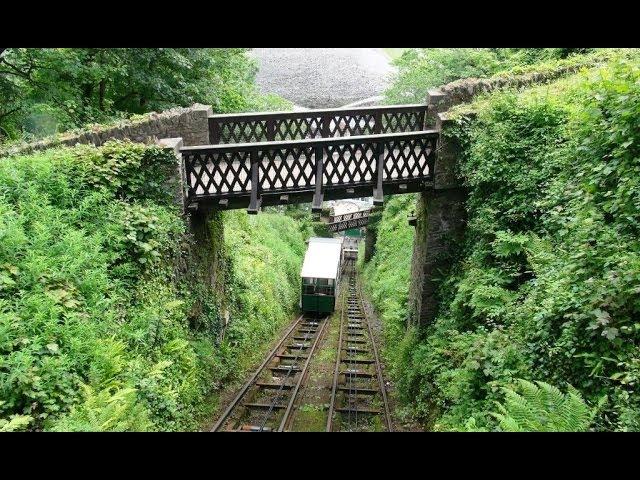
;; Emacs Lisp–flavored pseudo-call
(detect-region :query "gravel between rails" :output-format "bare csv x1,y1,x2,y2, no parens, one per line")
249,48,396,109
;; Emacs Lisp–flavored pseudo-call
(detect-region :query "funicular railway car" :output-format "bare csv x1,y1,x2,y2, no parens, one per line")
300,237,343,314
341,236,359,264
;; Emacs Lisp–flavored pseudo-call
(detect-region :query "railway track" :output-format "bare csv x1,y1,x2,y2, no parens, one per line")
212,258,390,432
326,262,391,431
211,313,329,432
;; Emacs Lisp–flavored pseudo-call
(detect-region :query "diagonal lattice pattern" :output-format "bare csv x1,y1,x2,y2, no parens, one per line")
184,105,439,211
331,210,370,223
183,150,252,196
258,146,316,192
210,105,427,144
215,120,268,143
327,114,376,137
274,117,321,141
323,142,377,186
381,111,424,133
382,137,436,181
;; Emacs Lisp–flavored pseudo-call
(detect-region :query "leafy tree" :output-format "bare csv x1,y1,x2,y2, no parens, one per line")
0,48,289,142
367,53,640,431
385,49,503,104
384,48,594,104
0,140,309,430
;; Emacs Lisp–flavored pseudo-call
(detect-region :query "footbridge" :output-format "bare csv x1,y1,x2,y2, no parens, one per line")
178,104,438,213
326,207,372,233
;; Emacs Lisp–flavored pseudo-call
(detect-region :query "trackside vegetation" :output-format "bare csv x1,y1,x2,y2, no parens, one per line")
384,48,618,105
364,53,640,431
0,141,309,431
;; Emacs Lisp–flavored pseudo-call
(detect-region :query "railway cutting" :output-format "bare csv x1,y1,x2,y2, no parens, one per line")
211,236,390,432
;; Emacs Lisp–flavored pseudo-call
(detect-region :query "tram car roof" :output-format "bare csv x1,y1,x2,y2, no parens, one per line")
301,237,343,280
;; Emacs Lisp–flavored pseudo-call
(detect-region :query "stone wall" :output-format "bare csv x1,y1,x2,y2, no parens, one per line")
158,137,230,338
408,188,467,325
363,206,383,262
0,104,212,158
408,117,468,326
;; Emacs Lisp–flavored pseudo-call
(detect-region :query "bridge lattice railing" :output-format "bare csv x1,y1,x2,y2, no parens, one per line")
209,104,428,144
180,130,438,213
330,209,371,224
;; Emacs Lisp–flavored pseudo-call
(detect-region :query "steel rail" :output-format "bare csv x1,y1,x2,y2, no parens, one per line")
277,315,329,432
210,314,304,432
359,280,392,431
256,325,313,432
346,275,359,428
326,266,392,431
326,284,346,432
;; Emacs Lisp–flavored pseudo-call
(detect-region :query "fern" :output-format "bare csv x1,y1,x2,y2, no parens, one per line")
50,383,152,432
0,401,32,432
491,379,593,432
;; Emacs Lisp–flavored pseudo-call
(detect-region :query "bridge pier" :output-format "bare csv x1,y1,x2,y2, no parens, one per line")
408,102,467,327
159,137,229,335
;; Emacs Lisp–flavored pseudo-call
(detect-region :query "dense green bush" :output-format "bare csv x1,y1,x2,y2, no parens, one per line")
361,195,416,373
384,48,599,104
366,55,640,431
214,210,311,380
0,48,290,143
0,141,308,431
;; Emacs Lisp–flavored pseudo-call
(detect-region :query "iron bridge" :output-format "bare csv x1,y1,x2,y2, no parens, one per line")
327,209,371,233
179,104,438,213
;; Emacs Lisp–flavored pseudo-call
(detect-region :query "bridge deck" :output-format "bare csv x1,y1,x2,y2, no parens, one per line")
209,104,428,144
327,209,371,233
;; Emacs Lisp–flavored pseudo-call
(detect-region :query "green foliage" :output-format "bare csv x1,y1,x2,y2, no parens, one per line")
491,379,594,432
366,55,640,431
361,195,416,375
223,211,309,350
384,48,601,104
0,48,290,143
0,140,309,431
385,49,504,104
50,384,152,432
0,402,33,431
73,141,177,202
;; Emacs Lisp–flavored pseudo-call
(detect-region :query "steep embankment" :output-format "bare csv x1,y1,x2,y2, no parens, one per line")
362,56,640,431
0,141,309,431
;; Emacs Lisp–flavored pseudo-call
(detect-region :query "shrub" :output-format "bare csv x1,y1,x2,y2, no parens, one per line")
0,140,310,431
491,379,595,432
366,54,640,431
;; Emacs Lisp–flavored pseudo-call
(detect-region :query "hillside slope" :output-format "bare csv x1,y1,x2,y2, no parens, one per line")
363,55,640,431
0,141,309,431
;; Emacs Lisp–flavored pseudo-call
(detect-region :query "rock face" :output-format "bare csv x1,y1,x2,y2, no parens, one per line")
250,48,395,108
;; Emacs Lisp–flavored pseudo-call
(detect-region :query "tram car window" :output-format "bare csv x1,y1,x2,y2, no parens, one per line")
300,237,343,314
